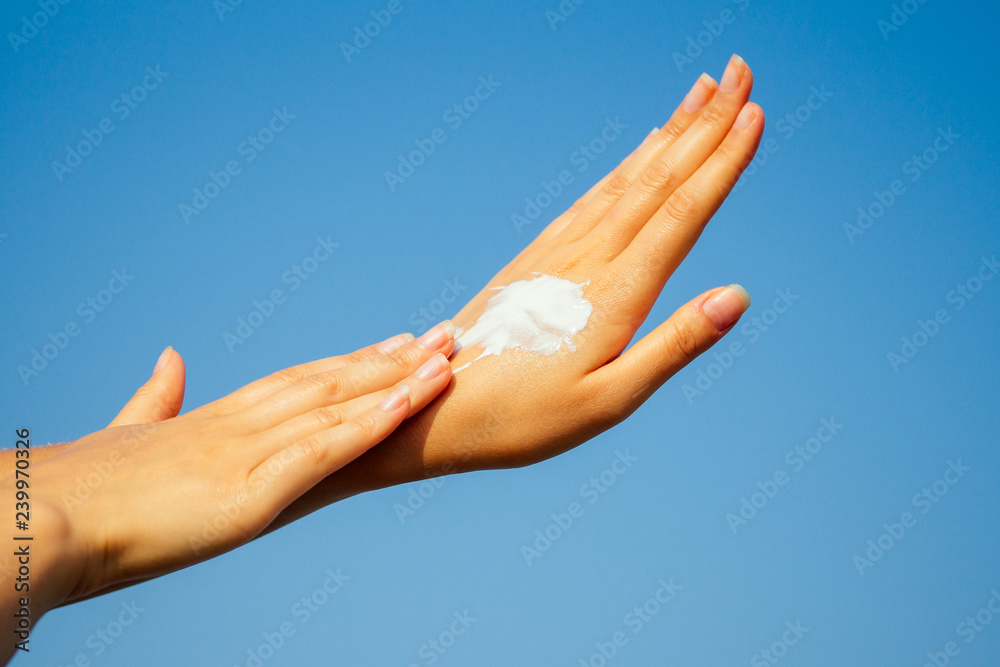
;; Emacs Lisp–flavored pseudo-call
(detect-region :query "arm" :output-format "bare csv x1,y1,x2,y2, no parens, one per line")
0,328,456,664
270,55,763,527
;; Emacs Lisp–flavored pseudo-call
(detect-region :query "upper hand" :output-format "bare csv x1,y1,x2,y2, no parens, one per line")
279,55,764,518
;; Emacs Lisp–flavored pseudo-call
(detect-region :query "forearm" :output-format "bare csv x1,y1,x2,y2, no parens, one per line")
0,479,83,664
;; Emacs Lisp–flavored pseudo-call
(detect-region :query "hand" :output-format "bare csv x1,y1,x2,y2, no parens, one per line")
2,325,456,616
278,55,764,518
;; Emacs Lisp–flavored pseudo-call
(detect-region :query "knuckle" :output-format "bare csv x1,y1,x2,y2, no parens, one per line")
379,348,415,376
713,139,737,164
667,317,703,366
305,370,344,399
311,406,344,431
659,119,685,143
270,366,307,387
660,187,698,222
353,413,383,439
564,198,585,217
638,159,676,191
296,437,329,468
698,102,728,127
601,173,630,200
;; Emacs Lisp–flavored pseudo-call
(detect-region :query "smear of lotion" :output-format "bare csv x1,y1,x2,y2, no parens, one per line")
453,273,593,372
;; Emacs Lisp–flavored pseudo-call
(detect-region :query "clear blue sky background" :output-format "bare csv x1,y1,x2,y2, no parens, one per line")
2,0,999,665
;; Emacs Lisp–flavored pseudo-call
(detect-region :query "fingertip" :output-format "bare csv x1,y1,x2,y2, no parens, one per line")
152,346,173,375
682,73,716,113
416,320,455,351
700,284,751,332
415,353,451,381
733,103,760,130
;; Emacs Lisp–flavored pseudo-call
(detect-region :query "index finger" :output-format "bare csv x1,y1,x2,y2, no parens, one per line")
194,332,415,417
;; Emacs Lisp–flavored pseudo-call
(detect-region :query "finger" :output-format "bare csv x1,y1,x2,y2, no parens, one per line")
554,72,720,245
612,100,764,300
236,321,455,430
251,384,413,514
587,55,754,256
256,352,452,448
585,285,750,420
493,127,664,290
525,125,661,246
196,333,414,417
108,347,186,427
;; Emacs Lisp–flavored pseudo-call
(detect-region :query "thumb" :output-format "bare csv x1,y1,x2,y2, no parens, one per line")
590,284,750,418
108,346,187,427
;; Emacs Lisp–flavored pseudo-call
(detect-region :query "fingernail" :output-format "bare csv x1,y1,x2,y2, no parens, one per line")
379,383,411,411
378,333,414,354
719,54,745,93
417,320,455,350
701,285,751,332
415,353,450,380
682,73,714,112
153,346,172,374
733,103,757,130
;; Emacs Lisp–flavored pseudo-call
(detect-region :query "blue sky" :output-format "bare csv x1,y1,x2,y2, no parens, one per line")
2,0,999,665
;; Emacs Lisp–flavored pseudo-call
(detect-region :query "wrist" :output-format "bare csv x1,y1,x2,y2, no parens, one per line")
0,478,88,638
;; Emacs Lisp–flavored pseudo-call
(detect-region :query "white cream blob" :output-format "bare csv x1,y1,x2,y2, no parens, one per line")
453,273,593,372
